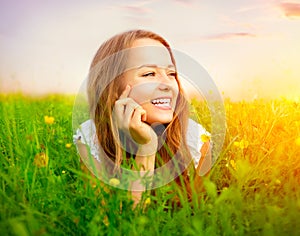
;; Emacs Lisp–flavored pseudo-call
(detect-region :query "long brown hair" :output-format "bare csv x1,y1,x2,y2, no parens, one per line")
87,29,197,202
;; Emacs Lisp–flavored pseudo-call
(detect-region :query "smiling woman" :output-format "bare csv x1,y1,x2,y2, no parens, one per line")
73,29,211,207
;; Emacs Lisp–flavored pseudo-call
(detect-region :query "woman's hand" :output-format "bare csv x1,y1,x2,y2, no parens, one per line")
113,85,158,156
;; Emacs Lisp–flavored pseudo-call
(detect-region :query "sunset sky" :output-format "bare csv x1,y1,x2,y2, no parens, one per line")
0,0,299,100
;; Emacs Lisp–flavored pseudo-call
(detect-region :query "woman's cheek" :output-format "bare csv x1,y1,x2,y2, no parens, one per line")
128,83,158,104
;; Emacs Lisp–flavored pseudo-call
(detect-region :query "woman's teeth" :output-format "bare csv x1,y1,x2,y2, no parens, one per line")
151,98,171,107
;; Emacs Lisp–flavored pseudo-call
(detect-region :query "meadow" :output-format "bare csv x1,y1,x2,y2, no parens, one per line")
0,93,299,235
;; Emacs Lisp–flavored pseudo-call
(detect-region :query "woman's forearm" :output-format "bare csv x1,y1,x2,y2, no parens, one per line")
130,139,157,206
130,154,155,206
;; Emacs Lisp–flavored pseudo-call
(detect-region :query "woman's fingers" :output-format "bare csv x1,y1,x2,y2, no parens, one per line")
130,107,152,144
124,101,140,126
114,85,134,124
114,98,141,130
131,106,146,128
114,97,131,119
114,98,133,118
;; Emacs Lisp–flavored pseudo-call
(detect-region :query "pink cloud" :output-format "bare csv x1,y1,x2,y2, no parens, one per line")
202,32,256,40
172,0,194,6
279,2,300,18
121,5,150,14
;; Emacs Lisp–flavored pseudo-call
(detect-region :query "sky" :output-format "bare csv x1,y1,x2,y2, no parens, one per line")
0,0,299,101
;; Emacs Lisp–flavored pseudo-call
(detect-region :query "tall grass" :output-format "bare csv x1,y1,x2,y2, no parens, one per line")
0,93,299,235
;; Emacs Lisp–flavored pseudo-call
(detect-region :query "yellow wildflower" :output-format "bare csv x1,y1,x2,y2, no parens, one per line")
295,137,300,146
65,143,72,148
234,140,249,149
225,103,233,110
144,197,151,205
201,134,211,143
109,178,120,187
34,152,49,167
230,160,237,170
44,115,55,124
274,179,281,186
103,215,109,226
62,170,66,174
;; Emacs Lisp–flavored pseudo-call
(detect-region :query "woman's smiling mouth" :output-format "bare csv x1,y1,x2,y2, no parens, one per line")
150,97,172,109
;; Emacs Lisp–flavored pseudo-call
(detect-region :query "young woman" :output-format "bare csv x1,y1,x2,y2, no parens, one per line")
73,29,211,206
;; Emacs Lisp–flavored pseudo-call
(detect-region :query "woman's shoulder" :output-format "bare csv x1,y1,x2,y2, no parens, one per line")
73,119,100,161
74,119,96,141
187,118,209,144
80,119,95,130
73,119,95,146
187,118,208,135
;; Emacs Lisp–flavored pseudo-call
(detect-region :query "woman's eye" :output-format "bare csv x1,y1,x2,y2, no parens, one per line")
142,72,155,77
168,72,177,77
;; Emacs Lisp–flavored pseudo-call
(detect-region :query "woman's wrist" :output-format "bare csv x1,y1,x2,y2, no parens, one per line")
136,134,158,157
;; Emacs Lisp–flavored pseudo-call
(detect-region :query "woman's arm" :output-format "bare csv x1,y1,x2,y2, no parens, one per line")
129,134,157,207
113,85,158,207
194,141,212,191
196,141,212,176
77,141,103,185
76,134,156,208
130,153,155,207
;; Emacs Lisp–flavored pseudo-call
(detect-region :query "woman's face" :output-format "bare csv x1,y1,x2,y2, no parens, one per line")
121,38,179,125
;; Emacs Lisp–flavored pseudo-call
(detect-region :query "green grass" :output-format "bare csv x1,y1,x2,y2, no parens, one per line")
0,93,299,235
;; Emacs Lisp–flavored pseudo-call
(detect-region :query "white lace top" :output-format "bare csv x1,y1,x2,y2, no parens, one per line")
73,119,209,167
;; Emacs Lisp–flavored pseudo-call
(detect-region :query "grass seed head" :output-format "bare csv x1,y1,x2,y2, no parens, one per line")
34,152,49,167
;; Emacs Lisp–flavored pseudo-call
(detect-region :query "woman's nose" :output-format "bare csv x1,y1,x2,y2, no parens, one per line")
156,69,177,91
158,83,171,92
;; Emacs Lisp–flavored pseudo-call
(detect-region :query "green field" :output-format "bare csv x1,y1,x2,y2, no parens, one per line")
0,94,299,235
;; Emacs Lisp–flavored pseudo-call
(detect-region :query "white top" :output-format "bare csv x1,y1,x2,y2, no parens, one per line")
73,119,209,167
